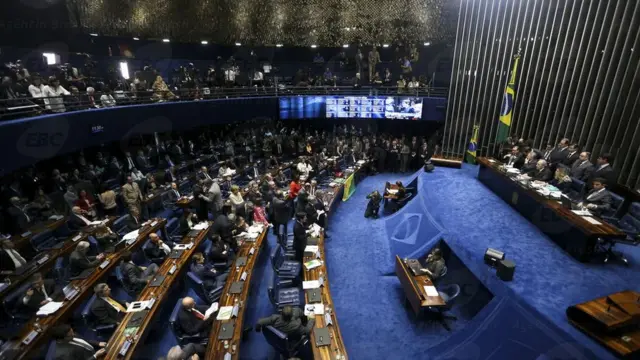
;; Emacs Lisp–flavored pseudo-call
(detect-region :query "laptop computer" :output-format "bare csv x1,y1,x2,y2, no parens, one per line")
104,239,127,254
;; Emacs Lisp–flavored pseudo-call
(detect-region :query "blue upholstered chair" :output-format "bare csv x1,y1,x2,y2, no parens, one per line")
267,272,304,310
169,298,209,345
435,284,461,331
53,256,70,284
270,244,301,281
263,325,309,359
30,229,58,251
81,294,117,338
44,340,57,360
115,266,137,296
567,178,585,201
608,192,625,218
112,214,131,236
166,217,179,236
600,202,640,265
2,282,32,324
186,272,223,304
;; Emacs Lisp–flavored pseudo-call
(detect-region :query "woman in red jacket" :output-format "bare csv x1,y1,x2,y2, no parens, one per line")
75,189,97,219
288,175,302,199
253,198,270,226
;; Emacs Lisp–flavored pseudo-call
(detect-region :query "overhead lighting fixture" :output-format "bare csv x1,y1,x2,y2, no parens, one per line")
276,44,283,47
424,42,431,46
382,44,390,48
133,37,140,40
119,61,130,80
345,27,351,31
235,42,241,46
201,40,208,45
342,44,349,48
89,33,98,37
311,44,317,48
42,52,60,65
162,38,170,42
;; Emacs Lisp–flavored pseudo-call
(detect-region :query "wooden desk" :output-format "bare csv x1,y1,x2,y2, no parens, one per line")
0,217,116,300
567,290,640,359
176,195,195,209
394,255,446,316
4,218,167,360
103,223,211,359
204,228,267,360
10,217,68,252
477,157,625,261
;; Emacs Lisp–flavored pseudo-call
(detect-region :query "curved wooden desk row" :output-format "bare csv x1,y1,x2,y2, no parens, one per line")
205,227,268,360
104,223,212,359
0,217,117,300
5,218,167,360
10,217,68,252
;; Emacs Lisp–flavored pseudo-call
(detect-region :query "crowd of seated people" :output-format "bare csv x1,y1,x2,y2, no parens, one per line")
0,119,443,358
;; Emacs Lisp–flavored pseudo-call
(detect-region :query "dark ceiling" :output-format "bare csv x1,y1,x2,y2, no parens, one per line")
63,0,458,46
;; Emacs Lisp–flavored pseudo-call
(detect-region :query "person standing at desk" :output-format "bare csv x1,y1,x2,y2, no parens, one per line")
420,248,446,280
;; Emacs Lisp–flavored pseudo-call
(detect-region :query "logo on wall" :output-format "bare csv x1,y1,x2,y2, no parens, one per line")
390,213,423,245
17,116,70,160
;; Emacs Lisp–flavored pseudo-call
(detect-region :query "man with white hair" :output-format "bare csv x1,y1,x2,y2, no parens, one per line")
90,283,128,326
166,343,205,360
69,241,105,277
68,206,94,231
531,159,553,182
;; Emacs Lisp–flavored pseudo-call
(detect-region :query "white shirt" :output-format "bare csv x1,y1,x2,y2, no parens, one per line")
225,69,236,81
70,337,94,352
28,84,46,98
587,188,605,201
407,81,420,88
253,71,263,81
131,170,144,182
42,85,70,112
5,248,27,269
297,162,312,175
126,156,135,169
100,94,116,107
159,241,171,254
75,213,93,225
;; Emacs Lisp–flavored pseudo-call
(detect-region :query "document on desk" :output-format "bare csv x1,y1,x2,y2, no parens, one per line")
126,301,151,313
49,215,64,221
204,302,219,319
303,280,321,289
572,210,592,216
216,306,234,321
386,189,399,194
582,217,602,225
423,286,439,297
122,230,140,241
304,259,322,270
304,303,325,316
304,245,319,254
192,222,209,230
37,301,64,316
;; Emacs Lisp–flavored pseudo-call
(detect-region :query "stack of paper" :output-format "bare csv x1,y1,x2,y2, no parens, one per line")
304,245,319,253
582,217,602,225
304,303,325,316
204,302,219,319
302,280,321,289
123,230,140,241
423,286,439,297
572,210,591,216
126,301,152,313
193,222,209,230
49,215,64,221
304,259,322,270
216,306,234,321
37,301,64,316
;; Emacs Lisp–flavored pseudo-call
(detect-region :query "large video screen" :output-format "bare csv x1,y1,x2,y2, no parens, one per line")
279,96,423,120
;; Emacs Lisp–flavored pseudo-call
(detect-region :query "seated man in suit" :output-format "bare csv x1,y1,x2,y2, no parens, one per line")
569,151,594,181
578,178,612,217
90,283,128,326
167,182,183,203
165,344,206,360
207,235,231,264
126,208,143,231
119,251,159,292
22,273,59,311
50,324,107,359
144,233,172,264
6,196,33,234
255,305,315,342
190,252,228,292
503,146,525,169
68,206,94,231
179,208,199,235
420,247,446,280
177,296,214,336
520,151,539,175
530,160,553,182
69,241,105,277
0,239,28,272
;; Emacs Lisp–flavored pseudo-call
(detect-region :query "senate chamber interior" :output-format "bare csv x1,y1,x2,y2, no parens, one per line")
0,0,639,359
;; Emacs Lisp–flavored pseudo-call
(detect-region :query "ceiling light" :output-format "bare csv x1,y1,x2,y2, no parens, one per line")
133,37,139,40
89,33,98,37
345,27,351,31
162,38,170,42
383,44,390,48
311,44,317,48
201,40,208,45
276,44,283,47
342,44,349,48
424,42,431,46
235,42,241,46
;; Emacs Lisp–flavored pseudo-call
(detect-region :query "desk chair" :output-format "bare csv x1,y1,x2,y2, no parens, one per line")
600,202,640,266
2,282,32,325
203,240,231,270
44,340,57,360
169,298,209,345
435,284,460,331
53,256,70,284
81,294,117,338
263,325,309,359
267,272,304,310
270,244,301,281
186,272,223,304
115,266,137,296
30,229,58,251
112,214,131,236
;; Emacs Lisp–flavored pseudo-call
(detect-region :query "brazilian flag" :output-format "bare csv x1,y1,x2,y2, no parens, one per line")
466,125,480,164
496,54,521,143
342,173,356,201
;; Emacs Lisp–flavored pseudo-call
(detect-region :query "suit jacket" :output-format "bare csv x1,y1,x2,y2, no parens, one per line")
144,243,167,261
210,214,232,241
549,147,569,164
569,160,594,182
23,279,56,311
257,307,308,340
293,220,307,262
135,155,150,170
167,189,182,202
126,215,142,231
177,305,210,335
68,214,90,232
532,167,553,182
584,189,612,216
90,296,124,325
520,161,537,175
121,262,147,292
207,183,223,212
7,206,31,234
54,338,101,360
123,156,137,173
122,182,142,205
563,151,580,166
505,153,525,169
0,248,27,271
69,250,99,277
588,165,617,188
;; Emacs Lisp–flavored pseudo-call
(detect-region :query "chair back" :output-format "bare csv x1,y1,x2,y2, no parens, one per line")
44,340,57,360
115,265,135,294
30,229,55,251
438,284,461,310
270,244,285,269
53,256,69,284
263,325,290,356
267,271,277,306
619,202,640,236
2,282,32,320
166,217,179,236
113,214,130,235
609,192,625,218
81,294,99,327
186,271,209,303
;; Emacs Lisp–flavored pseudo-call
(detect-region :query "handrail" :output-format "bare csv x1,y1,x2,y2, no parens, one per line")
0,86,448,121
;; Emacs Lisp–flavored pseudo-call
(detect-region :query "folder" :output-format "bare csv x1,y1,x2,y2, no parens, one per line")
314,327,331,346
229,281,244,294
149,275,166,287
234,256,247,267
218,323,235,340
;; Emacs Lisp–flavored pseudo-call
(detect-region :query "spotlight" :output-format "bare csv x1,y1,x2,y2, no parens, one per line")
342,44,349,48
133,37,140,40
311,44,317,48
276,44,283,47
345,27,351,31
201,40,208,45
89,33,98,37
424,42,431,46
382,44,390,48
235,42,242,46
162,38,170,43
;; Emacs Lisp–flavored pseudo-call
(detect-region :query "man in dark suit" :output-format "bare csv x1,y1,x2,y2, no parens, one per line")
206,235,231,264
165,344,206,360
563,144,580,166
22,273,59,311
210,212,234,250
68,206,94,231
190,253,227,291
177,297,214,336
587,153,617,189
520,152,539,175
179,208,198,235
126,209,143,231
0,239,28,272
50,324,107,359
580,178,612,216
311,190,329,236
6,196,33,234
293,212,308,263
271,191,290,238
69,241,105,277
135,149,150,171
503,146,525,169
531,160,553,182
569,152,594,181
197,166,214,182
119,251,158,292
167,182,182,202
123,152,137,173
90,283,127,326
144,233,171,264
548,138,570,165
255,305,315,342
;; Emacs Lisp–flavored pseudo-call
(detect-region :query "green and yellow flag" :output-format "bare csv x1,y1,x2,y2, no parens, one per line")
466,124,480,164
496,54,521,143
342,173,356,201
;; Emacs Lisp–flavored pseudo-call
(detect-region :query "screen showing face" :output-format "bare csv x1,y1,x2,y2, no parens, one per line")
280,96,424,120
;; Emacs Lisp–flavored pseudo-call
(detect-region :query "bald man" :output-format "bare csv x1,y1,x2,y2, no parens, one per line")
177,297,214,335
144,233,171,265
